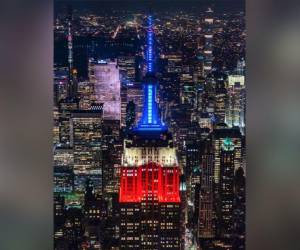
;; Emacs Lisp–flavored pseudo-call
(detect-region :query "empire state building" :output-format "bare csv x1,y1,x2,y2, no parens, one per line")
119,16,181,250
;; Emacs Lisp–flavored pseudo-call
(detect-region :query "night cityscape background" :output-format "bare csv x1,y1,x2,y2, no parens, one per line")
54,1,246,249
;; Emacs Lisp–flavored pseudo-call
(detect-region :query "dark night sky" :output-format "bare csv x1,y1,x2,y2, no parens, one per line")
55,0,245,15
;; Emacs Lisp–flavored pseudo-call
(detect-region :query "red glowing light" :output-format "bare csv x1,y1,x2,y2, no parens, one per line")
119,162,180,203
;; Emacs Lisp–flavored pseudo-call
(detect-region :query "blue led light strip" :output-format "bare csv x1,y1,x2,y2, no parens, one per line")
147,16,154,73
135,15,167,132
148,85,153,123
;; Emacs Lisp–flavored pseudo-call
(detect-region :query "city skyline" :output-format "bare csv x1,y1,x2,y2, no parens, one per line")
54,2,245,249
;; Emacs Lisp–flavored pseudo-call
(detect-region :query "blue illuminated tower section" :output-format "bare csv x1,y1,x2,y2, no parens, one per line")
136,16,166,131
147,15,154,73
120,16,180,250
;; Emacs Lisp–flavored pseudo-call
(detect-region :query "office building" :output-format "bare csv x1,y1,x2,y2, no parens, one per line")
89,59,121,121
71,110,103,194
225,75,245,131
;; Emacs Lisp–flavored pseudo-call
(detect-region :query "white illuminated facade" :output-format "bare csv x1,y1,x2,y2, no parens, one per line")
226,75,246,130
122,144,178,167
89,60,121,121
227,75,245,88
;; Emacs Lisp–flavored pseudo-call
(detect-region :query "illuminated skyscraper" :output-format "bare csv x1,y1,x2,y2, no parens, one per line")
54,67,68,106
211,124,242,185
203,7,214,77
66,6,78,101
53,106,60,144
121,83,128,128
67,6,73,76
58,101,78,146
225,74,245,132
54,166,74,193
118,56,136,82
126,82,143,124
119,16,181,250
89,59,121,121
210,126,243,245
215,75,227,124
56,10,79,146
71,110,103,194
219,138,235,239
198,142,215,239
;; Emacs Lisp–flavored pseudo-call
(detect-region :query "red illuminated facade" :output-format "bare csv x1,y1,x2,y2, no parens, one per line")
119,162,180,203
119,16,181,250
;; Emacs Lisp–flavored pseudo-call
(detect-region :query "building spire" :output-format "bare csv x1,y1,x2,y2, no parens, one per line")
66,5,78,101
67,7,73,73
146,15,154,74
135,16,166,132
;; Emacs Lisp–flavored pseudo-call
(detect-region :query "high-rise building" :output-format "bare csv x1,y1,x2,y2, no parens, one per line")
198,139,215,240
54,166,74,193
71,110,103,194
89,59,121,121
219,138,235,239
126,82,143,123
77,81,95,110
121,82,128,128
225,74,245,131
83,179,103,224
180,73,196,107
58,101,79,146
54,146,74,167
53,106,60,144
54,67,68,106
210,127,243,245
215,75,227,124
54,195,65,243
233,167,246,249
119,16,181,250
184,123,203,211
118,56,136,82
98,118,123,197
125,100,136,129
211,124,242,185
62,207,84,249
66,6,79,101
203,7,214,77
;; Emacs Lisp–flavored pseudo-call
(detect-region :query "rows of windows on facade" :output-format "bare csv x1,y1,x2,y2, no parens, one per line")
54,5,245,250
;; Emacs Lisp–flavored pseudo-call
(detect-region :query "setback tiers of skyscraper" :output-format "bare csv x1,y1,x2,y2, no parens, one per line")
119,16,181,250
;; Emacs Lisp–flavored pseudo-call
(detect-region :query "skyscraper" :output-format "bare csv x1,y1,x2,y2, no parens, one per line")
203,7,214,77
225,74,245,131
125,100,136,129
57,9,79,147
126,82,144,123
71,110,103,194
58,101,79,146
119,16,181,250
89,59,121,121
211,124,242,185
118,56,136,82
219,138,235,239
66,5,78,101
198,140,215,240
215,74,227,124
